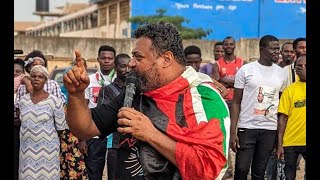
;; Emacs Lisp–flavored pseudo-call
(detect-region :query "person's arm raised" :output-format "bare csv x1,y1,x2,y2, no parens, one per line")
63,50,100,140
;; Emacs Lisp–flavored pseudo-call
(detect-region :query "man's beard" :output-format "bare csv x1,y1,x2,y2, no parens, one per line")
283,58,294,65
137,64,161,92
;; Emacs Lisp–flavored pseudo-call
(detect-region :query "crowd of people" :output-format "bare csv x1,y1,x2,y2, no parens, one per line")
14,21,306,180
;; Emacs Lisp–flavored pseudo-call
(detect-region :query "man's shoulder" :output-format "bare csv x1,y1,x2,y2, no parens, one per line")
239,60,255,69
102,82,123,96
216,57,224,63
272,64,288,76
287,81,305,90
104,83,117,90
197,72,213,82
87,72,101,86
88,72,98,79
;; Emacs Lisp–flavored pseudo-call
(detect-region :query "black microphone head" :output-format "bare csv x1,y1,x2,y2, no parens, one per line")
123,71,139,107
126,71,138,86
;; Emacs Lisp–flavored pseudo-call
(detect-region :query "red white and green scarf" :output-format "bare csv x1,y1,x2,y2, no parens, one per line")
141,67,230,180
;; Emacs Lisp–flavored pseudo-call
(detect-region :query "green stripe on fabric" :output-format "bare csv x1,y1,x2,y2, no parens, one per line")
196,85,229,155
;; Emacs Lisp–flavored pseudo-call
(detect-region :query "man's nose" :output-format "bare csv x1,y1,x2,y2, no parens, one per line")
125,66,131,72
129,59,136,68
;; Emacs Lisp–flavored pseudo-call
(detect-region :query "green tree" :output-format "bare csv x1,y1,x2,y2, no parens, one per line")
128,8,212,39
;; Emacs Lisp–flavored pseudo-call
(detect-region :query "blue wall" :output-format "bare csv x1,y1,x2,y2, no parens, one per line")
131,0,306,40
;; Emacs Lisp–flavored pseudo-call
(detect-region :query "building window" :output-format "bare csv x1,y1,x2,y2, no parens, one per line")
122,28,128,37
91,11,98,28
109,4,117,24
100,8,106,26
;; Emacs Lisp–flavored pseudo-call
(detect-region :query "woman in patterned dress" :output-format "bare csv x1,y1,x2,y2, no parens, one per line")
18,65,68,180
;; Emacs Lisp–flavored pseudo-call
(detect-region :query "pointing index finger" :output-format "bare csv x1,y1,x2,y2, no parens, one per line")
74,49,84,68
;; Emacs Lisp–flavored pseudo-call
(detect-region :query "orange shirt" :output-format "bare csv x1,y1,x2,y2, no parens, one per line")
216,57,244,101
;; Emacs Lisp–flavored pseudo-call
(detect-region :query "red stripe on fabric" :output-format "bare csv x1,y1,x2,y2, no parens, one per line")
182,88,197,127
144,76,190,99
167,120,226,179
151,96,178,126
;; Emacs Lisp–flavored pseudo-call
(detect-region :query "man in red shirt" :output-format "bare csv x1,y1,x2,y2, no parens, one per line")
212,36,244,179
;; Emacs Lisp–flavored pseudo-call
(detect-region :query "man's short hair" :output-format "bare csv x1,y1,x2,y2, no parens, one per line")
281,42,293,51
184,45,202,57
214,41,223,48
98,45,116,56
134,21,185,65
293,37,306,49
222,36,235,44
115,53,131,66
259,35,279,48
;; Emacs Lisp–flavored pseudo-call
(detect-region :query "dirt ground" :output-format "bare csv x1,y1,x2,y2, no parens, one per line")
102,151,305,180
225,151,305,180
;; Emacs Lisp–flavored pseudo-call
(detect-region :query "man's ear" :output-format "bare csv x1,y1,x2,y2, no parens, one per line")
162,51,174,68
259,46,264,53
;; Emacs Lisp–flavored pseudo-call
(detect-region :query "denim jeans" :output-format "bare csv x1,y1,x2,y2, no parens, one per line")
84,138,107,180
234,128,276,180
283,146,306,180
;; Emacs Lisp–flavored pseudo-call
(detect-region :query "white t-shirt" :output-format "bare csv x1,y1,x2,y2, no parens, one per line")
234,61,288,130
85,69,116,108
85,69,116,138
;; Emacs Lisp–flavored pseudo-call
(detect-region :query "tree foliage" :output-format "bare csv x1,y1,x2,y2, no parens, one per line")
128,9,212,39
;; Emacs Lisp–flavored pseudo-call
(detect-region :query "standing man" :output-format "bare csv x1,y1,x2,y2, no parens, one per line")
96,53,139,180
200,41,224,77
230,35,288,180
289,38,306,84
212,36,244,107
291,38,306,171
276,55,306,180
278,42,295,68
64,21,230,180
184,45,228,98
81,45,116,180
265,42,296,180
212,36,244,179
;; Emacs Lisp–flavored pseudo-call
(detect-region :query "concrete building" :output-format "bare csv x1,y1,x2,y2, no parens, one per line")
26,0,130,39
14,21,41,36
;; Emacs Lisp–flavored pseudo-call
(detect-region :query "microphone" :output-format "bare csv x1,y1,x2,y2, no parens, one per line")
123,72,138,107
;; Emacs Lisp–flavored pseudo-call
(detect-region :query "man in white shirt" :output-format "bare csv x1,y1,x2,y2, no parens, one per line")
230,35,288,180
81,45,117,180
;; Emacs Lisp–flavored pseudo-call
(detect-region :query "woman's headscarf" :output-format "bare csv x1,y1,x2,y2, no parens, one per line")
30,65,49,79
24,57,45,67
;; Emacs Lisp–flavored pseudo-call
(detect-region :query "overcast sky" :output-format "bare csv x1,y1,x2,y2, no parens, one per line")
14,0,89,21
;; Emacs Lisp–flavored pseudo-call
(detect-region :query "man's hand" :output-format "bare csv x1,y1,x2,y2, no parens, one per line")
276,146,284,160
117,107,158,142
79,140,88,156
295,65,306,80
230,133,240,153
63,50,90,94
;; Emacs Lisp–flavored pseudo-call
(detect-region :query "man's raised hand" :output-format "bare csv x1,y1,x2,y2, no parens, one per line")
63,50,90,94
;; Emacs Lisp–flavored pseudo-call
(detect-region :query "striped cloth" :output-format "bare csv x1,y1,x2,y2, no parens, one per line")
141,67,230,180
18,94,68,180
